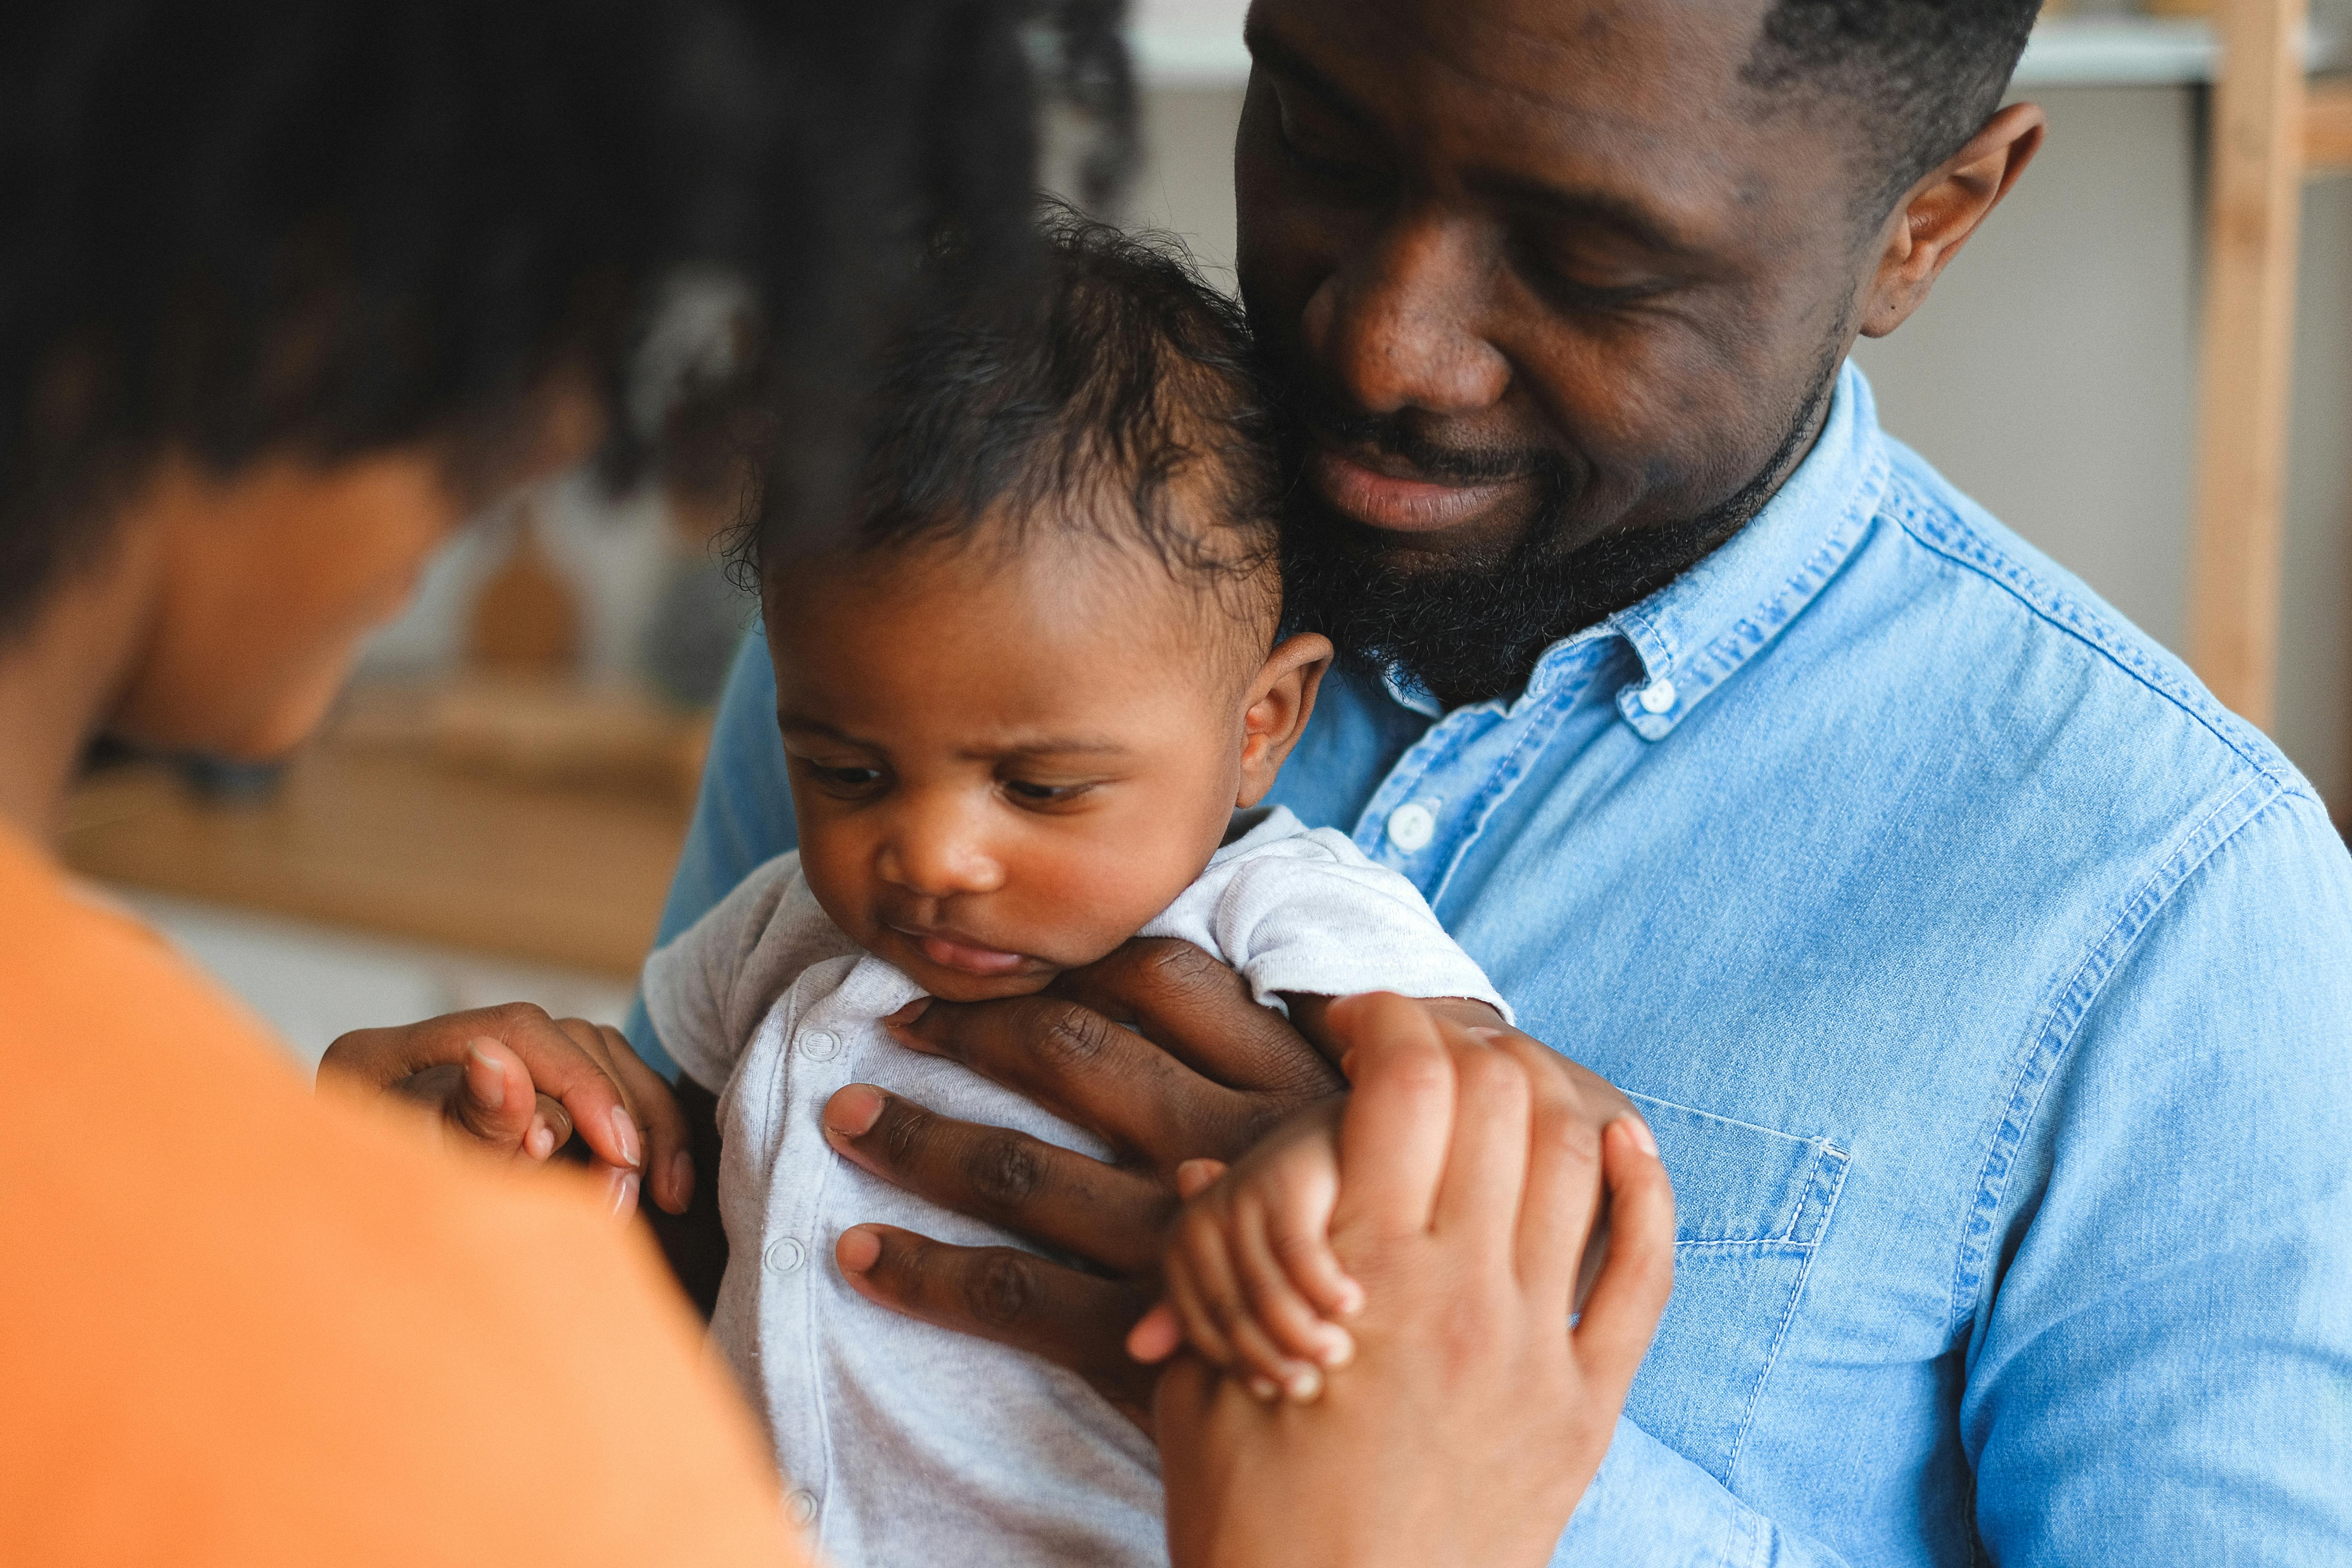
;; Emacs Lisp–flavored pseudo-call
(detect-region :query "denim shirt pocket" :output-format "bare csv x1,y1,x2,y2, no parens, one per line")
1619,1093,1851,1484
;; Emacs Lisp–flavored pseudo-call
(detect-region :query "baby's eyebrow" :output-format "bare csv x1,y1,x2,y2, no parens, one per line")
777,713,871,746
978,735,1130,760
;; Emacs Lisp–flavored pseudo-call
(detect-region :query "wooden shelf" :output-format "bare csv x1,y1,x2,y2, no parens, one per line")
61,745,691,979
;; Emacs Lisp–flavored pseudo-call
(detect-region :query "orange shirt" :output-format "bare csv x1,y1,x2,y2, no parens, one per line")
0,826,804,1566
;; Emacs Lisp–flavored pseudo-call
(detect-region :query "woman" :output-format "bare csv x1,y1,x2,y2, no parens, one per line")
0,5,1671,1564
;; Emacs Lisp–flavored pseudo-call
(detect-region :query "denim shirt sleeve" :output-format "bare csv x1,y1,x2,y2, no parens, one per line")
1958,791,2352,1563
623,627,796,1080
1553,791,2352,1566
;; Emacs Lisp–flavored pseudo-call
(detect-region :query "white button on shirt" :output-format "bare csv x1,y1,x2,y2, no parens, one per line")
764,1236,806,1273
1639,677,1678,714
786,1490,819,1525
1385,801,1437,852
801,1027,841,1060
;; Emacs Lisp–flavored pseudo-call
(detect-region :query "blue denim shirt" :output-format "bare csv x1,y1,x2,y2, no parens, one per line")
627,365,2352,1564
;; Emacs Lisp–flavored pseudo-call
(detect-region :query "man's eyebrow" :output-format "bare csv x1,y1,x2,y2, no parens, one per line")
1245,17,1700,264
1464,172,1702,261
1242,23,1383,140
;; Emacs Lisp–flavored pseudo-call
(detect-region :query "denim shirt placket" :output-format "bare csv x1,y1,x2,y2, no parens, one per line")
1352,632,1637,907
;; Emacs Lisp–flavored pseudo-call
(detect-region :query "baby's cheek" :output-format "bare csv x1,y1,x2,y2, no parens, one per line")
1015,836,1207,962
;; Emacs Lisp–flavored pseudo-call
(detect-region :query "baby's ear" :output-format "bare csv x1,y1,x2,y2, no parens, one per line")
1236,633,1334,806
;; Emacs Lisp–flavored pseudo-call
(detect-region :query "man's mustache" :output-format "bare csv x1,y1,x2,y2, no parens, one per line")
1274,374,1563,491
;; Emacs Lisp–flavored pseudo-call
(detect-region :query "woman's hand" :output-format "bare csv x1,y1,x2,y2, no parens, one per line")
317,1004,694,1218
1154,992,1676,1568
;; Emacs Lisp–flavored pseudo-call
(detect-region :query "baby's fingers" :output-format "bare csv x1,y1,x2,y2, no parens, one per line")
1233,1199,1356,1376
1168,1205,1326,1401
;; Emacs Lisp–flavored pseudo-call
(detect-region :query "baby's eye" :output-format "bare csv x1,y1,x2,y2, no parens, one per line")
1002,778,1089,807
794,757,887,795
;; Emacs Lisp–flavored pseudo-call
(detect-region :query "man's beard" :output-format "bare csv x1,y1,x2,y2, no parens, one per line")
1274,349,1842,712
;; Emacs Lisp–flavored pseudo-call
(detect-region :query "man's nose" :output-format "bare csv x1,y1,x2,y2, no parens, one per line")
1302,212,1511,418
875,795,1005,897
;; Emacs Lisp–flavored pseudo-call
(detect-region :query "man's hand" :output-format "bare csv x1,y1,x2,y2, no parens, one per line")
818,938,1641,1420
1156,993,1676,1568
317,1004,694,1219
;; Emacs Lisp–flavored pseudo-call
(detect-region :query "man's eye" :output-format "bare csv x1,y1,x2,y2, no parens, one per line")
1274,89,1380,186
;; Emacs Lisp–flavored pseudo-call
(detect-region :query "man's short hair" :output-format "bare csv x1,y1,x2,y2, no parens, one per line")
0,0,1130,639
1744,0,2041,219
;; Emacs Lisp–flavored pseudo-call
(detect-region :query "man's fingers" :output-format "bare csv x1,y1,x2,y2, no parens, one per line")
1570,1120,1677,1403
1052,939,1342,1098
836,1225,1155,1416
894,992,1240,1165
1325,994,1457,1238
821,1085,1175,1272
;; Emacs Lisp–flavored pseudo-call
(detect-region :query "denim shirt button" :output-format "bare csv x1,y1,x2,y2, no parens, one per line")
1385,802,1437,853
1639,677,1678,714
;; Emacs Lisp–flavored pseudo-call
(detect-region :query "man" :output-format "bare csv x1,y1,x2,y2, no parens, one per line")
613,0,2352,1562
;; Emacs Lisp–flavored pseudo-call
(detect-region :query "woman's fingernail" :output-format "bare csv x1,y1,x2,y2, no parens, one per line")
669,1150,695,1208
1333,1279,1366,1318
824,1084,887,1139
1619,1116,1660,1158
1315,1327,1355,1369
882,999,933,1040
607,1168,639,1220
609,1107,642,1169
525,1124,555,1160
1247,1377,1280,1403
1284,1364,1324,1402
464,1041,505,1111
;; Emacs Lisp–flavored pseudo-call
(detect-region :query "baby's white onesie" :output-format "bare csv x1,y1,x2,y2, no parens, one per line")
643,804,1509,1568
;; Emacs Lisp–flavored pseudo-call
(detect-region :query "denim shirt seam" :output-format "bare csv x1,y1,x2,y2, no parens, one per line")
1945,769,2285,1334
1886,479,2289,791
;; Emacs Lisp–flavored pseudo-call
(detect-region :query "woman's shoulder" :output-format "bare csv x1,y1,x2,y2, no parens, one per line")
0,838,792,1567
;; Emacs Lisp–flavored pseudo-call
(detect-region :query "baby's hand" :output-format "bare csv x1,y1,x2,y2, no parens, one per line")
1125,1098,1364,1403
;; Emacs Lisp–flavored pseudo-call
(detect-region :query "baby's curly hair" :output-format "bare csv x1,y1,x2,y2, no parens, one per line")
744,211,1279,636
0,0,1131,640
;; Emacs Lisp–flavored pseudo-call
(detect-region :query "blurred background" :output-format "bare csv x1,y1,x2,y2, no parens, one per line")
61,0,2352,1065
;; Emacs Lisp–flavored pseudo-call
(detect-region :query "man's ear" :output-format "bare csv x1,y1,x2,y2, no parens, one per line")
1859,101,2045,339
1236,632,1333,807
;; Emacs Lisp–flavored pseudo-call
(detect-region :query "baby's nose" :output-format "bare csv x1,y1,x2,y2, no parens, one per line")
877,809,1005,897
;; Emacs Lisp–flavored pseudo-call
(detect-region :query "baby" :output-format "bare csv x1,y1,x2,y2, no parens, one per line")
645,219,1512,1567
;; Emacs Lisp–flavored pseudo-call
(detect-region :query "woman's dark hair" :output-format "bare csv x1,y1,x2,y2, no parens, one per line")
0,0,1132,639
741,211,1276,605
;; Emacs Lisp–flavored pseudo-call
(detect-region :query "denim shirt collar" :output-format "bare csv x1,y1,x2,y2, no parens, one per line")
1382,361,1892,735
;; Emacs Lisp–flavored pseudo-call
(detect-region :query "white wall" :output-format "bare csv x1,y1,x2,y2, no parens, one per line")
1110,81,2352,818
